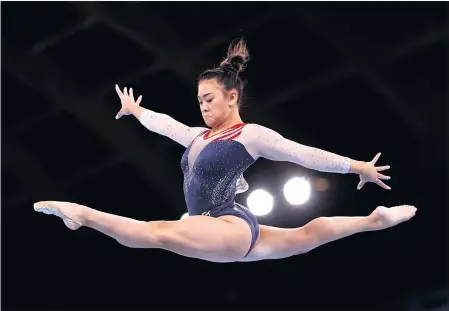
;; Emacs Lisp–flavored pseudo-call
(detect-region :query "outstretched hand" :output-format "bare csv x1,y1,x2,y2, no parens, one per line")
357,153,391,190
115,85,142,119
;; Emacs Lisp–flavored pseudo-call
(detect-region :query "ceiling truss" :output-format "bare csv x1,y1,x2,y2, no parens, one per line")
3,3,447,208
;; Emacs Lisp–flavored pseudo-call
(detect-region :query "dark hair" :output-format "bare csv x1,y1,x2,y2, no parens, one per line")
198,39,250,107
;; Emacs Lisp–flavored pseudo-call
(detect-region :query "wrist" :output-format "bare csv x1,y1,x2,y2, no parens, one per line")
349,159,366,175
129,105,144,119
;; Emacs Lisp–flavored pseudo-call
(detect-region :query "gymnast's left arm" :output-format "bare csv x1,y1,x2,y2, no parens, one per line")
241,124,392,190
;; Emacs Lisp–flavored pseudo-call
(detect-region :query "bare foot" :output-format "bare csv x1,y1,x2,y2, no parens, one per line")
370,205,417,230
34,201,86,230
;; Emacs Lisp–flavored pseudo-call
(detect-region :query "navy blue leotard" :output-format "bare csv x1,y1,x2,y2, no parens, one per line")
180,124,260,254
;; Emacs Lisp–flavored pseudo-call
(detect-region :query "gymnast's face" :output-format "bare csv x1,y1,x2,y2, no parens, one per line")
197,78,238,128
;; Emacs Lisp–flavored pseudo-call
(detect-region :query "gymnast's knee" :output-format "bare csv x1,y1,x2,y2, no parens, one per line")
301,217,335,247
144,220,175,248
115,220,171,249
144,220,201,250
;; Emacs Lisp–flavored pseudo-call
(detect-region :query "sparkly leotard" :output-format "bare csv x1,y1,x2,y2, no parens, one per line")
139,109,351,255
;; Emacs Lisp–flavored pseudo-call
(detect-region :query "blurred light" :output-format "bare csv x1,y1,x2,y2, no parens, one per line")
283,177,311,205
314,177,330,192
180,212,189,220
247,189,273,216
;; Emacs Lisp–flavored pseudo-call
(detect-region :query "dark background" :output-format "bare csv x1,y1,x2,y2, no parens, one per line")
2,2,448,310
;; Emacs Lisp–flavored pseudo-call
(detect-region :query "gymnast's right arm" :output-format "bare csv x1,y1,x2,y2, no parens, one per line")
115,85,206,148
138,108,208,148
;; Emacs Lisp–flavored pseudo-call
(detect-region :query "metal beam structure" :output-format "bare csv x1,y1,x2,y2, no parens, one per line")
5,25,447,205
29,17,97,55
74,2,287,89
232,25,448,132
3,141,67,206
294,9,435,138
73,2,198,86
3,4,447,207
2,42,185,211
90,7,285,101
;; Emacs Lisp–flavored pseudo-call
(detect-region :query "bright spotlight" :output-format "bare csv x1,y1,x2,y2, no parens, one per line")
283,177,311,205
180,212,189,220
247,189,273,216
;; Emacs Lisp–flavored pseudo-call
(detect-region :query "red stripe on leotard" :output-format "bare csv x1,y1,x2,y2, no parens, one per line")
203,123,245,140
212,128,243,142
191,130,209,146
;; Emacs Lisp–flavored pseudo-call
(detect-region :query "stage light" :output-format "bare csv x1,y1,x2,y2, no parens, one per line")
283,177,311,205
247,189,274,216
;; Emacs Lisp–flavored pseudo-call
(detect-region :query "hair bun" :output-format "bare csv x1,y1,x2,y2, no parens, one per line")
220,61,239,75
219,39,249,74
229,55,246,73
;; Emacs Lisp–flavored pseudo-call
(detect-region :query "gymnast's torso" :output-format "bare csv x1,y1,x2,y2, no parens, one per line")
180,123,255,216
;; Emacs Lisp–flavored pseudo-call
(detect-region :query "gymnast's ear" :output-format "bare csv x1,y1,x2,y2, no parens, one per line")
228,89,239,106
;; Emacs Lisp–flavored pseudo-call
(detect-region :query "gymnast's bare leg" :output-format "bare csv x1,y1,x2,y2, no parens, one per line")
34,201,415,263
33,201,253,263
241,205,417,262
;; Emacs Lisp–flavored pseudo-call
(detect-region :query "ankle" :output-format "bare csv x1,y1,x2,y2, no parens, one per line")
77,205,91,226
364,214,382,231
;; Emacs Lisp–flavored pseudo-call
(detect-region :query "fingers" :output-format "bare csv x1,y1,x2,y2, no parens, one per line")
377,173,390,180
136,95,142,106
371,152,381,164
357,180,365,190
116,85,129,99
115,85,141,104
376,179,391,190
358,176,391,190
376,165,390,172
115,85,131,101
115,110,124,120
115,84,124,99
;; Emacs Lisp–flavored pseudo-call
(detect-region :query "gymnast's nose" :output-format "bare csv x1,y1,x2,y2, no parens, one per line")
201,105,210,114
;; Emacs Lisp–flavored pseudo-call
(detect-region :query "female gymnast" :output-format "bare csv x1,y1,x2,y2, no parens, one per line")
34,39,416,263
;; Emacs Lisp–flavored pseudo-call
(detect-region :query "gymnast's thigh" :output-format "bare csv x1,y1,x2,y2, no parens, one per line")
239,225,316,262
158,214,253,263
